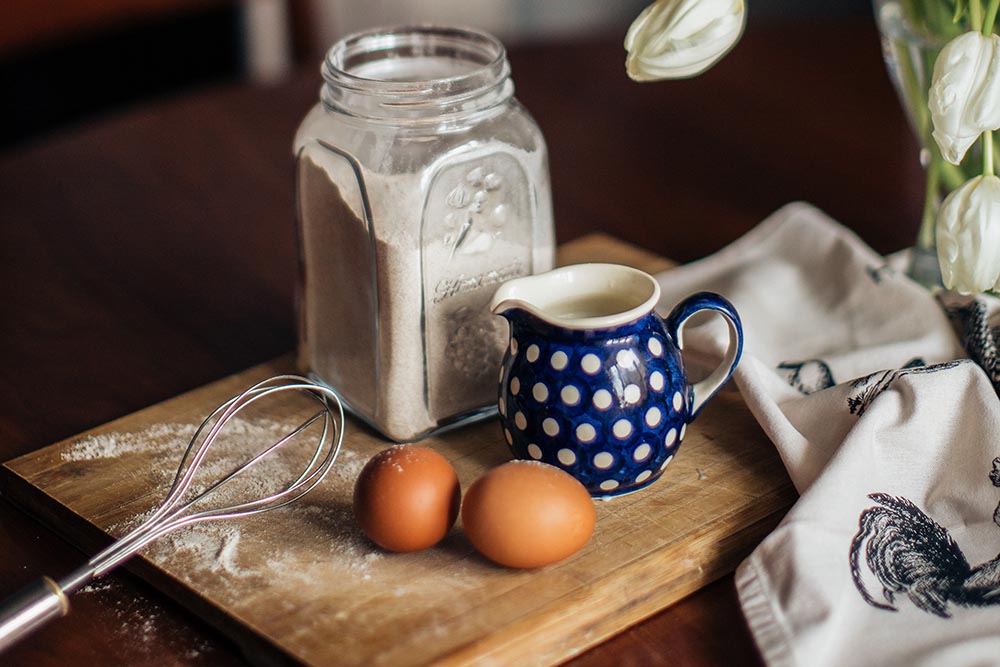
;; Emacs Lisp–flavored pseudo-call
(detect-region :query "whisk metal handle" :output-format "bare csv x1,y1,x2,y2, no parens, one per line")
0,577,70,652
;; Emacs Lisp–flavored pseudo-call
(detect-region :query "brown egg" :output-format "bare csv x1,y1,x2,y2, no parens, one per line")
353,445,460,552
462,461,595,569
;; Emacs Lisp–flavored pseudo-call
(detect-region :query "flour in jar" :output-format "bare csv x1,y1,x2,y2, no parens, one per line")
297,142,554,441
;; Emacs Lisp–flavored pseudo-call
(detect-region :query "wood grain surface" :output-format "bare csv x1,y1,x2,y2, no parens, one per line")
2,236,794,666
0,18,922,667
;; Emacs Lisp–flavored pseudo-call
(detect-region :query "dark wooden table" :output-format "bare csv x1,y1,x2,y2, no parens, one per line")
0,17,921,666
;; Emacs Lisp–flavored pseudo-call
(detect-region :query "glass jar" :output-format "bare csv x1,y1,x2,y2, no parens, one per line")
294,25,555,442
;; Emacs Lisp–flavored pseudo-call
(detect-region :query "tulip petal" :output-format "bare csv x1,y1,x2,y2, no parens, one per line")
937,175,1000,293
625,0,746,81
930,32,1000,165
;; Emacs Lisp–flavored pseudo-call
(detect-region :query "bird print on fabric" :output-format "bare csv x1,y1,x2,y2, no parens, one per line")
849,457,1000,618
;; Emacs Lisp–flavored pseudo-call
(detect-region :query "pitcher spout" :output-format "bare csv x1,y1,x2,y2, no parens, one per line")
489,274,543,320
490,263,660,330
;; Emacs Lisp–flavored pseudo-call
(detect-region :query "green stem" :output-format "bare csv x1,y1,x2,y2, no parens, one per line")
984,0,1000,33
940,158,968,190
972,0,985,30
985,130,995,175
919,156,941,250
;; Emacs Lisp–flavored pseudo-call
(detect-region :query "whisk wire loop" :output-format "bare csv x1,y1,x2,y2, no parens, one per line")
85,375,344,579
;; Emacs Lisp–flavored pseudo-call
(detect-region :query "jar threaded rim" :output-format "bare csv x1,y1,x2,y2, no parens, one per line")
321,25,513,121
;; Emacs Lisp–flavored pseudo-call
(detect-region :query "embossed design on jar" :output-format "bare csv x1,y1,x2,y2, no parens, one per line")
422,151,538,423
432,260,524,304
443,164,505,260
446,184,470,209
445,305,508,381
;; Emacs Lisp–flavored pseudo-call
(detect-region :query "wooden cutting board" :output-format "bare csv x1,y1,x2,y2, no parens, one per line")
1,234,796,667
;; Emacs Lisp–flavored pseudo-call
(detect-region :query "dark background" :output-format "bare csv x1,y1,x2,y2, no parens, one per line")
1,0,874,152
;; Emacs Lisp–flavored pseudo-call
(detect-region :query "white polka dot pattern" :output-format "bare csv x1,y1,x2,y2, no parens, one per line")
532,382,549,402
576,423,597,443
550,351,568,370
561,385,581,405
593,452,614,469
495,312,706,498
616,349,636,367
592,389,612,410
612,419,632,439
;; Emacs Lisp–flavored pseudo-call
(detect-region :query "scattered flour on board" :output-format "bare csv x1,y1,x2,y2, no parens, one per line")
60,418,476,613
62,422,197,462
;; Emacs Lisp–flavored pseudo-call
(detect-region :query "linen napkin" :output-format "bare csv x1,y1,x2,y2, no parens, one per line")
653,202,1000,667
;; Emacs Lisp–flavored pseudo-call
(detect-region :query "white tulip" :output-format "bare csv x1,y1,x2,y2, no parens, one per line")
937,175,1000,293
929,31,1000,165
625,0,746,81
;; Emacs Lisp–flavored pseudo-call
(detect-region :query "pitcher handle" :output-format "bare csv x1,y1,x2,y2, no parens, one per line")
664,291,743,418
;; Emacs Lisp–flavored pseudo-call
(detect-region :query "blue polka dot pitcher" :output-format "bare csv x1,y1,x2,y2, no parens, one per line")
490,263,743,498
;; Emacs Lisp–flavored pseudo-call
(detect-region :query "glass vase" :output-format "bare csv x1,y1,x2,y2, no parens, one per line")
873,0,986,286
